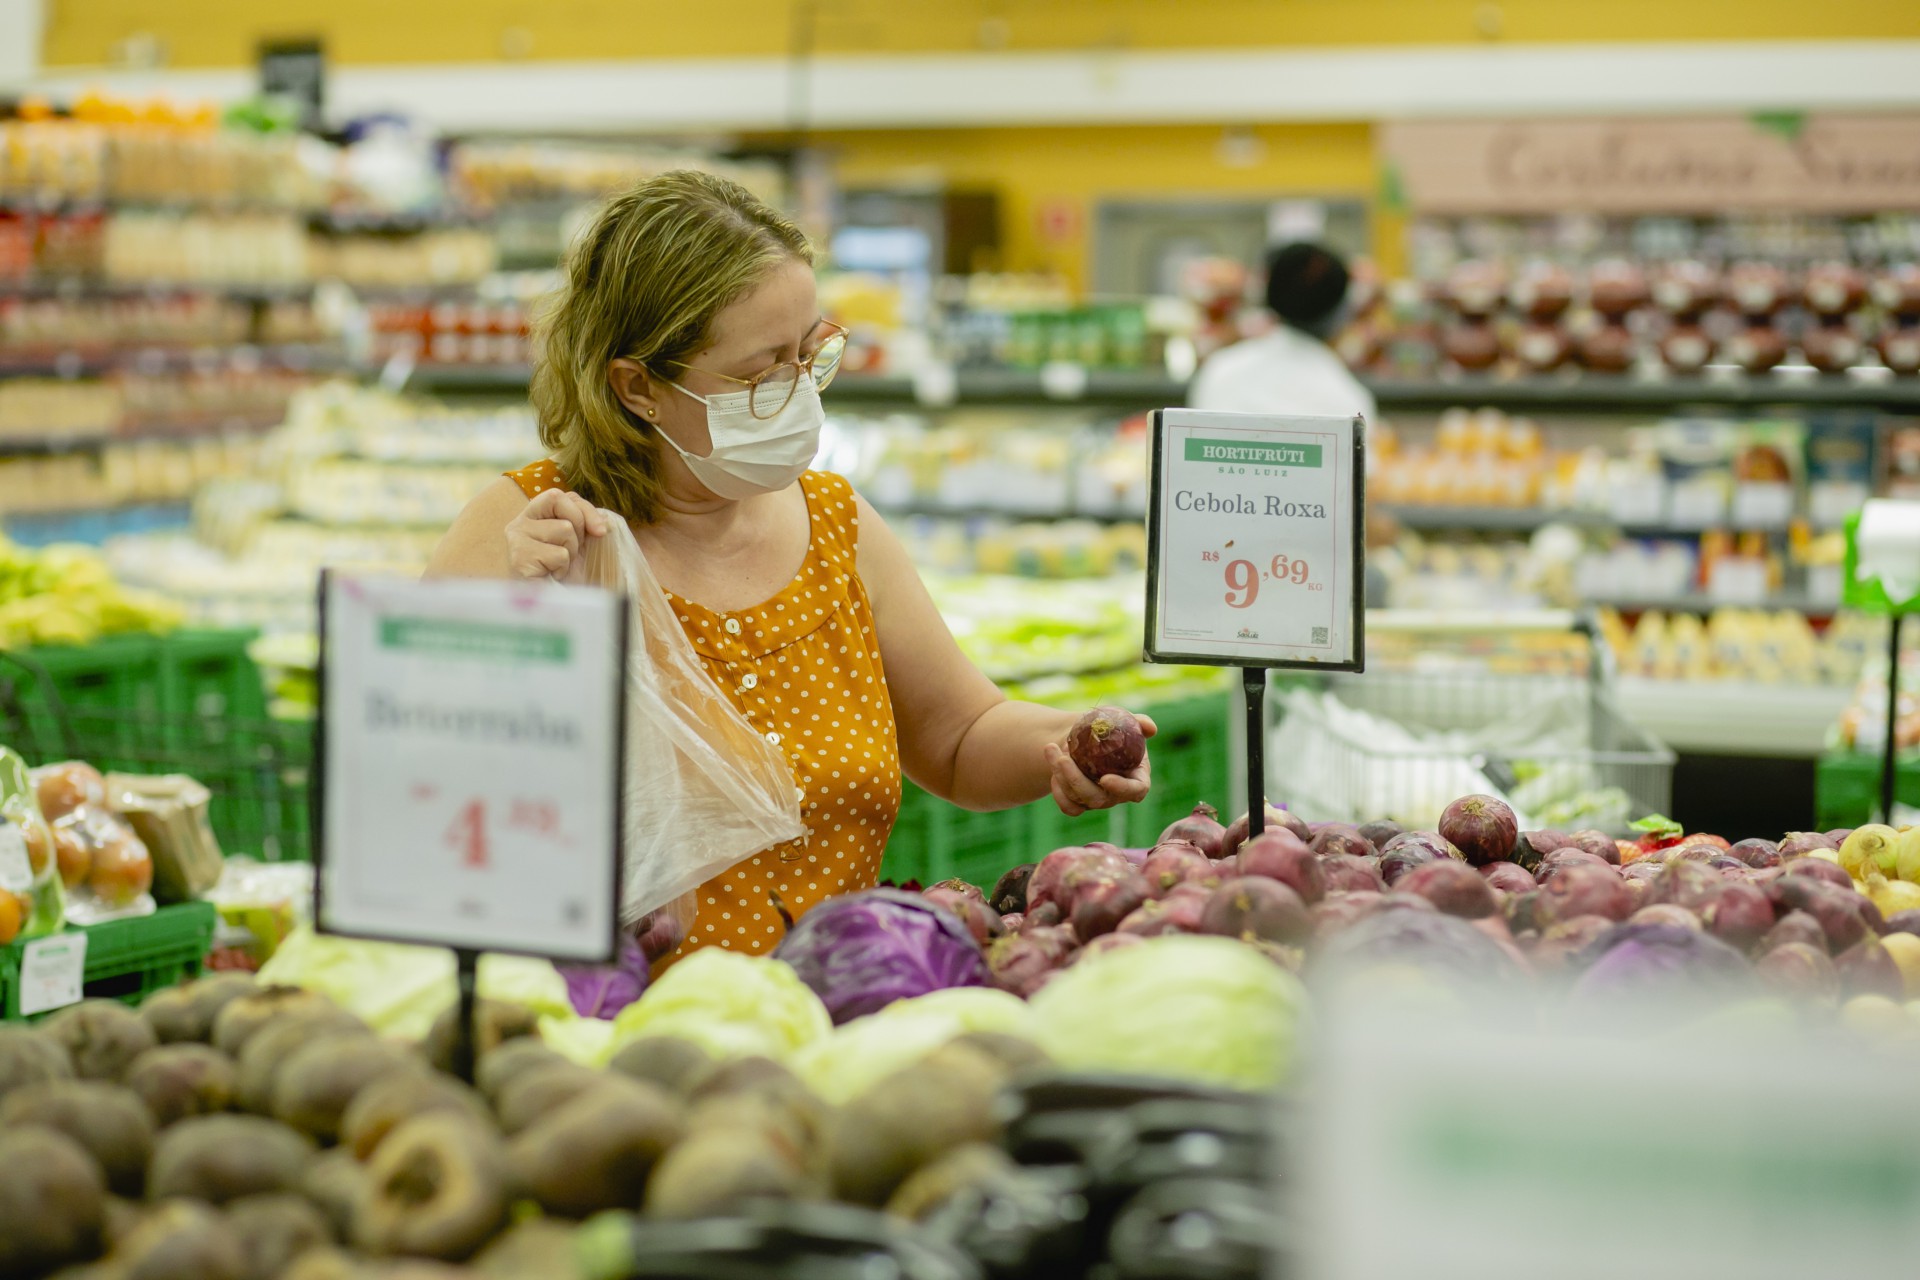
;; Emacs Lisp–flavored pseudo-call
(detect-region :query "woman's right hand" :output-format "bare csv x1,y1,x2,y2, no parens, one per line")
505,488,608,583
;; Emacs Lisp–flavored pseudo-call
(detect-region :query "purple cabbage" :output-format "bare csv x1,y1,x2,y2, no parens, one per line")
773,888,990,1024
1564,923,1752,1027
556,937,650,1019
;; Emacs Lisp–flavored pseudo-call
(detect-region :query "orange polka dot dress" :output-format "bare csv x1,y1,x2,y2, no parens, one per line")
505,460,901,960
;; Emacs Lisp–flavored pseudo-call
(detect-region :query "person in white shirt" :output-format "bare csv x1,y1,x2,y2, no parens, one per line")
1187,242,1377,424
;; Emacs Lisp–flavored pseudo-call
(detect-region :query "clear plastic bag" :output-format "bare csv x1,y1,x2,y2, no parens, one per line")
0,747,66,942
582,515,806,925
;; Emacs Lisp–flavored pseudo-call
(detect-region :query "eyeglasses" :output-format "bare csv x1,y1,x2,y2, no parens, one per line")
662,321,849,420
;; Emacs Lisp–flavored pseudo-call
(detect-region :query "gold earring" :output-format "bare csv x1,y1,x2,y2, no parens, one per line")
647,407,657,419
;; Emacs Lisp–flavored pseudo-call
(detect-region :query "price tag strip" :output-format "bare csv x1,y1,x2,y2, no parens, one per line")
316,573,627,963
19,932,88,1017
1145,409,1365,670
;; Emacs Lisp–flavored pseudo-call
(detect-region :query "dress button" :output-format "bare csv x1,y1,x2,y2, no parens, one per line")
724,618,742,635
741,673,758,690
766,731,782,746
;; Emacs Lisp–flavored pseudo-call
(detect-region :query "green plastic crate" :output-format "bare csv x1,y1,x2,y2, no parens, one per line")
1814,750,1920,830
1,902,216,1022
879,689,1233,890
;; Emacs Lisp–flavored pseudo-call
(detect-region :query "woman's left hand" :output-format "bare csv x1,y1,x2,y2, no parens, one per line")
1044,713,1157,817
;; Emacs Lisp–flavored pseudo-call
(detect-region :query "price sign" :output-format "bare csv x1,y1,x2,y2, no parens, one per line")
316,573,626,962
1145,409,1365,669
19,933,87,1016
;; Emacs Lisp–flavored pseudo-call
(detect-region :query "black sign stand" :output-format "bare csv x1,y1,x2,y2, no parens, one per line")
1883,614,1905,824
1243,667,1268,839
450,948,480,1084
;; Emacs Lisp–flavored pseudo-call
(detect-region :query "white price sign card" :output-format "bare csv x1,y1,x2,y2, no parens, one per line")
19,932,87,1016
317,573,626,962
1145,409,1364,670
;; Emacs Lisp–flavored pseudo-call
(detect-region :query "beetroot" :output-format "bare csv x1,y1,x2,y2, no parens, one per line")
1565,829,1621,864
1310,891,1382,941
1755,942,1840,1005
1531,915,1616,970
1766,878,1871,954
1398,860,1497,919
1069,874,1153,941
1308,824,1377,859
1022,901,1063,931
1505,890,1542,935
1727,838,1781,869
1700,881,1772,951
987,929,1071,998
1358,819,1404,849
1760,910,1829,955
1884,909,1920,937
1118,883,1209,937
1236,830,1325,903
1536,848,1611,884
1066,706,1146,780
1318,853,1387,893
1540,863,1634,925
1073,932,1147,964
925,878,984,905
1629,904,1701,930
989,864,1035,916
1438,794,1518,866
1200,877,1312,944
1479,862,1535,896
1377,845,1437,888
1777,832,1838,859
1647,859,1724,912
1781,858,1853,891
1836,933,1905,1000
1157,803,1227,859
1140,843,1219,898
1220,805,1310,859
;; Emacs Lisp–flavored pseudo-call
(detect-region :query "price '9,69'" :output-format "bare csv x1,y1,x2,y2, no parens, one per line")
1223,554,1317,608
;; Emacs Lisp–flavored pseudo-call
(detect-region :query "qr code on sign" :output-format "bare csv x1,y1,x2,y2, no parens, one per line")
1311,627,1329,644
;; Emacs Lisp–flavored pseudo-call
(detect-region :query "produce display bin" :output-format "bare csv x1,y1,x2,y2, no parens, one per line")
880,688,1233,889
1814,750,1920,830
0,648,310,862
0,901,216,1022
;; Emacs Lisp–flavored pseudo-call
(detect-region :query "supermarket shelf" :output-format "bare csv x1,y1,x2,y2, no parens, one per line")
1587,591,1843,615
0,278,318,302
1365,372,1920,414
1615,677,1849,757
399,362,1920,413
1,502,194,547
1380,505,1614,532
874,500,1141,523
0,342,347,378
0,416,287,455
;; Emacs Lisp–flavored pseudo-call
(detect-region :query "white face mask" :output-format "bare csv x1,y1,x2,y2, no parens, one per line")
655,375,825,500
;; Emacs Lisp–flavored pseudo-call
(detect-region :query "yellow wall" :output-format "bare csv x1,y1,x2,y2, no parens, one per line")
40,0,1920,66
39,0,1920,288
812,122,1385,290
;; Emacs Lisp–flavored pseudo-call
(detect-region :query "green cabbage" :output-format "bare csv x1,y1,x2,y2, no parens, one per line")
255,925,572,1040
610,949,830,1063
790,988,1038,1104
1030,936,1305,1090
539,1013,618,1067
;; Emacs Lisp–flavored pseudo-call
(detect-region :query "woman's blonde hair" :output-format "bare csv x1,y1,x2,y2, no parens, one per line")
530,170,813,522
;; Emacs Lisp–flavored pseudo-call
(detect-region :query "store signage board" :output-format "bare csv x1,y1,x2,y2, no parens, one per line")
1299,1001,1920,1280
315,573,626,963
1380,115,1920,215
1145,409,1365,671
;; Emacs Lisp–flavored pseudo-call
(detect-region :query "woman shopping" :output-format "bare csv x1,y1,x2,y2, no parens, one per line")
427,170,1154,962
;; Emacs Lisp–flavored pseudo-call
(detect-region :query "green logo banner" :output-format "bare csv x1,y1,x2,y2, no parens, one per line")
1185,438,1323,467
379,618,570,663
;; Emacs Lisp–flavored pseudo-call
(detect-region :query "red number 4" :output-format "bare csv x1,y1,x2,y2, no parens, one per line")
444,800,489,869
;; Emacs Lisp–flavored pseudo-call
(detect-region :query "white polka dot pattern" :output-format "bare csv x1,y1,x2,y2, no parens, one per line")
506,461,902,963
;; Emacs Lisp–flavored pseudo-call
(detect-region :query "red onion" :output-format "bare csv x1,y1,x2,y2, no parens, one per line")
1157,802,1226,859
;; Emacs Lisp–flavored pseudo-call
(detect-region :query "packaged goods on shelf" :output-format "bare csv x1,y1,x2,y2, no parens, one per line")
1833,646,1920,754
0,537,182,648
448,141,786,208
1599,608,1879,686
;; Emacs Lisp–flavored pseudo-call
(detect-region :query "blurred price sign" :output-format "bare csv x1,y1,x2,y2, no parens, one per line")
316,573,625,962
1145,409,1365,669
1299,1002,1920,1280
